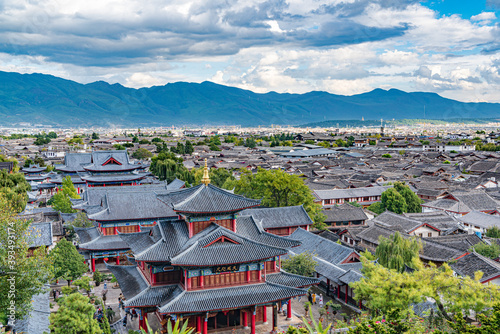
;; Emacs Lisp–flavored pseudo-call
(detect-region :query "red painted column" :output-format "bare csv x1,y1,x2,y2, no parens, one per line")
263,306,267,323
151,268,156,285
91,257,95,272
203,315,208,334
251,309,256,334
258,268,262,281
246,269,251,282
189,222,193,238
337,285,340,298
187,277,191,290
116,256,120,265
232,219,236,232
197,316,202,333
287,300,292,320
114,226,118,234
199,274,204,288
243,311,248,328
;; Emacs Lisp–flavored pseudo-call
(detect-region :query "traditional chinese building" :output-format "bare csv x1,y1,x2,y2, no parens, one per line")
108,162,319,333
52,150,150,188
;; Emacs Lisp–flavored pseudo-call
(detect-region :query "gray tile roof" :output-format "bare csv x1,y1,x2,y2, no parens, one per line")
159,282,307,314
266,271,320,288
170,225,288,266
106,264,149,300
314,185,391,200
56,152,92,172
169,184,261,214
322,204,368,223
236,216,301,249
287,228,358,265
15,287,50,334
26,222,53,248
125,284,183,308
88,191,177,221
74,226,101,244
78,233,129,251
240,205,313,229
458,211,500,229
372,211,440,234
450,252,500,283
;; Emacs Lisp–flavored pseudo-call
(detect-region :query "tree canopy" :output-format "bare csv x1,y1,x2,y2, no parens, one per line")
49,293,103,334
132,147,153,160
223,168,326,227
0,196,53,319
281,252,317,277
369,182,422,215
49,238,88,285
352,257,500,323
470,242,500,259
375,232,422,272
150,152,194,184
486,226,500,238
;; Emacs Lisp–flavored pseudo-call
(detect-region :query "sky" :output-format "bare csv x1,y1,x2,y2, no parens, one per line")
0,0,499,102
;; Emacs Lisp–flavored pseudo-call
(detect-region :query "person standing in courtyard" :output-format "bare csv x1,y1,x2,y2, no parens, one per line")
319,294,323,307
312,292,317,304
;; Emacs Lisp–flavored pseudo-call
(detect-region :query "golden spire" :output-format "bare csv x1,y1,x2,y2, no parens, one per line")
201,158,210,186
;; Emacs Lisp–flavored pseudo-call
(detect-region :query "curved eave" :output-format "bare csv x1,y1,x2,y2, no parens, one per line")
174,204,261,215
172,254,287,267
83,167,140,172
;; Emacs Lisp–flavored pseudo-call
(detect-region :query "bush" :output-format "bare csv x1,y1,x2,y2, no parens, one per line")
381,153,392,158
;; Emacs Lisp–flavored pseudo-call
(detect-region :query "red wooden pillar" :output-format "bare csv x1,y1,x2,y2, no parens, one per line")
258,268,262,281
199,273,204,288
196,316,202,333
231,219,236,232
116,256,120,265
139,312,147,330
246,269,251,282
337,285,340,298
203,315,208,334
91,257,95,272
187,277,191,290
287,300,292,320
243,311,248,328
251,309,256,334
151,268,156,285
102,227,106,236
263,306,267,323
114,226,118,235
188,222,193,238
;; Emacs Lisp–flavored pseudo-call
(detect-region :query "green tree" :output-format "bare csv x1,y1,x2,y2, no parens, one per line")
150,152,194,184
62,176,80,199
0,197,53,319
68,137,84,145
352,258,500,322
318,141,330,148
49,293,103,334
191,167,235,188
244,137,257,148
223,168,326,227
139,139,151,145
92,132,99,140
185,140,194,155
282,252,317,277
394,182,422,213
51,192,76,213
470,242,500,259
375,232,422,273
50,238,88,286
72,211,93,228
47,131,58,139
486,226,500,238
367,202,385,215
132,148,153,160
209,142,221,151
381,153,392,158
34,137,50,145
73,276,92,296
381,188,407,214
0,169,30,212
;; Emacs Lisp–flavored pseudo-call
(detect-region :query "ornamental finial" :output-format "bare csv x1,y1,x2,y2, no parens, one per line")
201,158,210,186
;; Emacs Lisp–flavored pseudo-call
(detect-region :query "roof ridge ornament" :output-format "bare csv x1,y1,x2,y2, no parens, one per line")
201,158,210,186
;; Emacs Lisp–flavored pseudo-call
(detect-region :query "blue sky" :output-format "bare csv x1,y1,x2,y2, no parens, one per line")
0,0,499,103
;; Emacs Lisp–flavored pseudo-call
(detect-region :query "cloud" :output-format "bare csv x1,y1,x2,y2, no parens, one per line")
0,0,498,103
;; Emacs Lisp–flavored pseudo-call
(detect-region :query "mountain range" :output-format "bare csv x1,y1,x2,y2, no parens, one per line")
0,71,498,127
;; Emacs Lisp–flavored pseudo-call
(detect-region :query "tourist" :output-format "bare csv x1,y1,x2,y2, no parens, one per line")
312,293,317,304
319,294,324,307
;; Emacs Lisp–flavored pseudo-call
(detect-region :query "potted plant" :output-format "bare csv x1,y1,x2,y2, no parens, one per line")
93,269,103,287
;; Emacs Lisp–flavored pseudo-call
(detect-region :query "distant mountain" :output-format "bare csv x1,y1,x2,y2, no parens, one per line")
0,71,498,127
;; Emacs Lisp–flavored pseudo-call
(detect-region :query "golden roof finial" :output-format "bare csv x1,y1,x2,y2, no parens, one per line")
201,158,210,186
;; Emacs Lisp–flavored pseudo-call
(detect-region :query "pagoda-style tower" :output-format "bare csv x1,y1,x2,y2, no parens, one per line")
109,181,318,333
